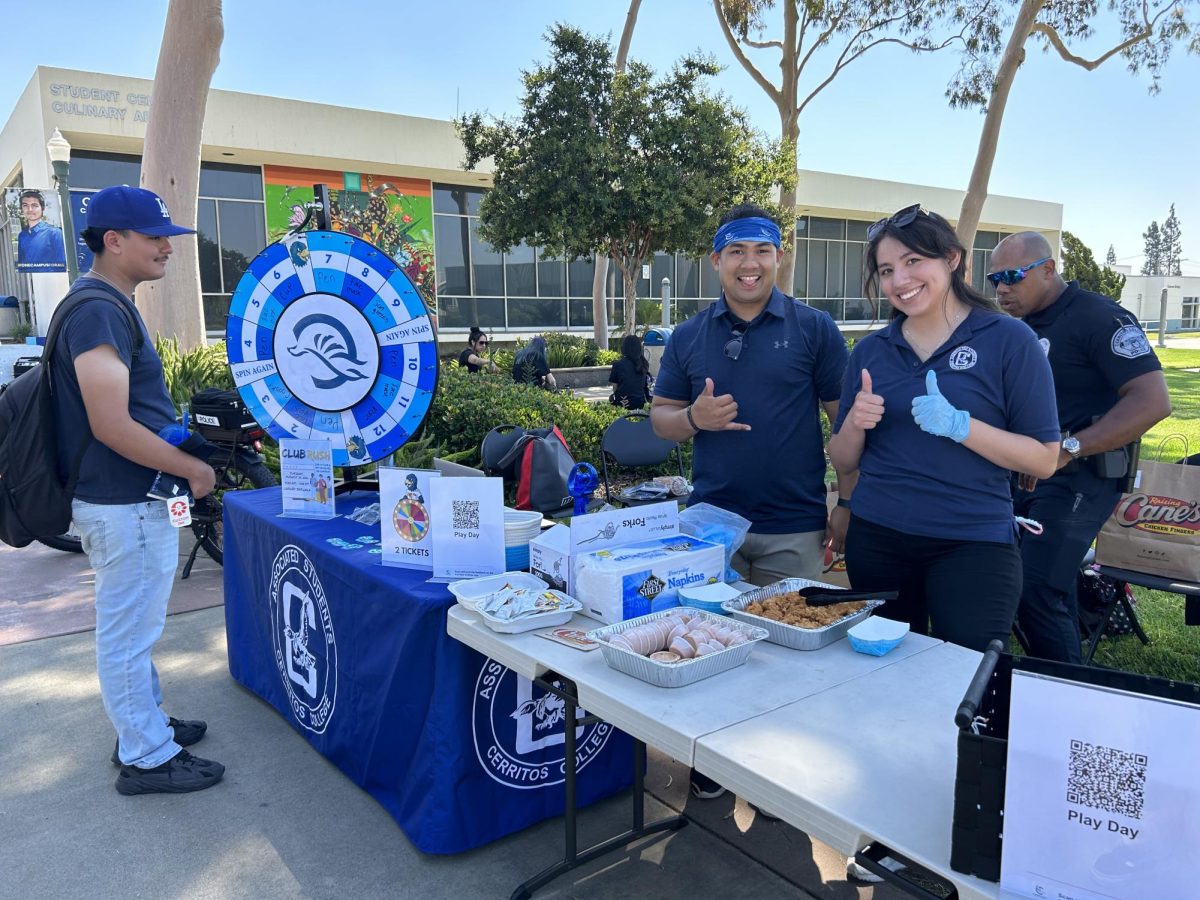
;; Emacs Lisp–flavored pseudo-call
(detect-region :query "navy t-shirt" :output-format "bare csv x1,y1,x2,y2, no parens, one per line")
51,278,177,504
834,309,1060,544
1022,282,1162,434
655,288,848,534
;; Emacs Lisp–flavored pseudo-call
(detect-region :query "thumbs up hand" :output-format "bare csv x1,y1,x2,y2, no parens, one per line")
911,370,970,442
847,369,885,431
691,377,751,432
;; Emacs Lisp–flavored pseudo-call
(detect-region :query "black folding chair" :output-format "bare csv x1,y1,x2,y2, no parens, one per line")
599,411,689,506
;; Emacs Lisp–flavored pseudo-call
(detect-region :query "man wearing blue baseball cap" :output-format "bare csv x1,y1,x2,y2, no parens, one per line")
49,185,225,795
651,203,848,800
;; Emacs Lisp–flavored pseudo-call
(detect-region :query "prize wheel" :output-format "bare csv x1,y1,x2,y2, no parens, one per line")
392,496,430,542
225,231,438,467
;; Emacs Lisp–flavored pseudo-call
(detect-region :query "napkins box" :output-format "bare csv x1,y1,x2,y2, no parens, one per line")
529,524,573,594
574,535,725,624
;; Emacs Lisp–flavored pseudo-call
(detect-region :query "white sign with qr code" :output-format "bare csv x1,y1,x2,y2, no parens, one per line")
1000,670,1200,899
428,475,505,582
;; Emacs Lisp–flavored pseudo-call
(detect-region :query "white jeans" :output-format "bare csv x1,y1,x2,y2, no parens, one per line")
72,499,180,768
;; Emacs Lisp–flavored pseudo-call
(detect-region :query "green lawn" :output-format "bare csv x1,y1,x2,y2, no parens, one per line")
1078,346,1199,683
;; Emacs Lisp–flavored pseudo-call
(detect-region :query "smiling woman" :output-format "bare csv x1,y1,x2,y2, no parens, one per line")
828,205,1062,653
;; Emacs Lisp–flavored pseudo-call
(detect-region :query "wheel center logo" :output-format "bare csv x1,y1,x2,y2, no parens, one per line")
274,293,380,411
270,544,338,734
472,660,612,789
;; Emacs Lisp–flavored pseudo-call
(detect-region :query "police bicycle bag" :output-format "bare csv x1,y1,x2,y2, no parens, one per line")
0,288,141,547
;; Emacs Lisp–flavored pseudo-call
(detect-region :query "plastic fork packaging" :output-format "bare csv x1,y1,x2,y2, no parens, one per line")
574,535,725,624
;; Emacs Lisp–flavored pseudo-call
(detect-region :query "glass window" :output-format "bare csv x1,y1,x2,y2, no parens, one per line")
810,217,844,240
202,294,230,334
972,249,989,295
809,298,843,320
196,199,221,294
826,243,844,299
973,231,1000,251
809,240,828,297
505,241,536,297
470,220,504,296
846,219,871,241
200,162,263,201
568,257,593,298
510,297,567,329
538,252,565,297
435,214,471,295
568,298,594,328
676,256,701,298
217,201,266,292
438,296,505,329
433,184,484,216
700,260,719,299
793,241,808,299
844,243,864,299
795,216,808,237
651,252,674,296
70,151,141,190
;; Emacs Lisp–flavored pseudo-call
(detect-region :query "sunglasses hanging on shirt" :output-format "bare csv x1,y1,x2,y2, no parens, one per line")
724,321,749,361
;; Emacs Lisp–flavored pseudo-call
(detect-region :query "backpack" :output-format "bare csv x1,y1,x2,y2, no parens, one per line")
489,424,576,514
0,287,142,547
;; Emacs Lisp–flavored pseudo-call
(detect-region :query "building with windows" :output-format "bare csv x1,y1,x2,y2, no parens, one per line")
2,66,1063,343
1116,274,1200,334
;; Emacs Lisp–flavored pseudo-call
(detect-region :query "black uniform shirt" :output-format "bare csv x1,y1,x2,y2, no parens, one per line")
1023,282,1162,434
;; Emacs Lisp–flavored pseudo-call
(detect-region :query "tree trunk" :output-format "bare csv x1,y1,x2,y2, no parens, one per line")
956,0,1044,265
137,0,223,348
622,262,639,337
774,2,800,294
591,0,643,350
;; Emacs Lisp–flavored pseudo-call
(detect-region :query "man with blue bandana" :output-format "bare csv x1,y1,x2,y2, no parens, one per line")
652,203,848,797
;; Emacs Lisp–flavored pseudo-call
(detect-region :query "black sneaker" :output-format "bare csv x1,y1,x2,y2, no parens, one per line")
115,749,225,796
110,717,207,765
689,769,727,800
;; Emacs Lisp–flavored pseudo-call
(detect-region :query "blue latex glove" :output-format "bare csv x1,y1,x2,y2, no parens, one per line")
911,370,970,443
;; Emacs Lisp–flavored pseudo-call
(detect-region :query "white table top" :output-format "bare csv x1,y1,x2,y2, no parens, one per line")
447,605,941,765
693,640,999,900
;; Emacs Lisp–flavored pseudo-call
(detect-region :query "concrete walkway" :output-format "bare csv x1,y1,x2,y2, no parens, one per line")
0,541,904,899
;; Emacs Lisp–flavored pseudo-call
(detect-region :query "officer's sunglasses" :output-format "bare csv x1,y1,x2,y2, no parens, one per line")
724,321,749,361
867,203,927,242
987,257,1051,287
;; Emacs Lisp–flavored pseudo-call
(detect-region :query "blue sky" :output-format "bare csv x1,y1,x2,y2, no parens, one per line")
6,0,1198,274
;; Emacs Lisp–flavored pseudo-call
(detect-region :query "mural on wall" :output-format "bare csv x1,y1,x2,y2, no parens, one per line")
264,166,436,313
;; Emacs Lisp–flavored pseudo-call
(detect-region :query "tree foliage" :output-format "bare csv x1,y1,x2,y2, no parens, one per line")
1161,203,1184,276
1106,244,1118,266
1142,221,1164,275
952,0,1198,255
457,26,791,335
1062,230,1126,301
713,0,980,289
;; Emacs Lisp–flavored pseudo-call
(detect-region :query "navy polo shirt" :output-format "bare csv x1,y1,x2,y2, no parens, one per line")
655,288,847,533
1022,281,1162,434
834,309,1059,544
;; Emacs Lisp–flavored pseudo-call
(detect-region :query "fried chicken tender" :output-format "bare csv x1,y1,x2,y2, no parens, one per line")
743,591,866,628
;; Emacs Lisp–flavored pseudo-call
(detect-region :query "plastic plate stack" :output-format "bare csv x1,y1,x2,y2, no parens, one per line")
503,508,544,571
587,609,768,688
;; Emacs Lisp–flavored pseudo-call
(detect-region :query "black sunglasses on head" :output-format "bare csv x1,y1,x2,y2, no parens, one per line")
724,322,749,361
867,203,928,242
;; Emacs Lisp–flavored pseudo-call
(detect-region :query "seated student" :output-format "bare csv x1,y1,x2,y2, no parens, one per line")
458,326,498,373
608,334,652,409
827,204,1061,653
511,335,557,389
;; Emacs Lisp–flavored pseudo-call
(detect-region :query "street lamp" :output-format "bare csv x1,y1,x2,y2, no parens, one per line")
46,128,78,283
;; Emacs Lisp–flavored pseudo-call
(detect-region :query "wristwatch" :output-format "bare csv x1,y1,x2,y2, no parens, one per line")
1062,436,1082,458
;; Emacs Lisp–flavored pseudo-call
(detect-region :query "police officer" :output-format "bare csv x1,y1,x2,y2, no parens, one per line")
990,232,1171,663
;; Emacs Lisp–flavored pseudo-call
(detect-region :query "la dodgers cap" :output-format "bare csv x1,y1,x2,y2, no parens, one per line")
86,186,197,237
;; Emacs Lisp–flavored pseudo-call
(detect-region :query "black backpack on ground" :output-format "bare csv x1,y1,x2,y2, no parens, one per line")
0,287,142,547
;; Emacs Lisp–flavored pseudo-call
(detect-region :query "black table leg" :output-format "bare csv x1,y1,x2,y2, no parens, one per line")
510,673,687,900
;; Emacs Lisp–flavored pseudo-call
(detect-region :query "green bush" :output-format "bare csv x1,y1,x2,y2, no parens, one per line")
157,338,234,409
7,319,34,342
595,349,620,366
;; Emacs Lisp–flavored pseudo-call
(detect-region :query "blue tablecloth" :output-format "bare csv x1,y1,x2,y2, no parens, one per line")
223,488,632,854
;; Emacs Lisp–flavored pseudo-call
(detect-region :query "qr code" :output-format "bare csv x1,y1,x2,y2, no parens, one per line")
1066,739,1147,819
452,499,480,530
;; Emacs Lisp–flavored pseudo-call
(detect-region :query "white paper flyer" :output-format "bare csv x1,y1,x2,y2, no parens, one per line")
378,467,440,570
279,439,336,520
429,476,505,581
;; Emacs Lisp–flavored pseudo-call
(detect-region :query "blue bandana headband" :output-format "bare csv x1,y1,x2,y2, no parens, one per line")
712,216,782,253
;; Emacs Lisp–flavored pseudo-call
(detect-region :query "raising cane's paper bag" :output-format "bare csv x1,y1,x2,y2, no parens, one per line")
1095,459,1200,582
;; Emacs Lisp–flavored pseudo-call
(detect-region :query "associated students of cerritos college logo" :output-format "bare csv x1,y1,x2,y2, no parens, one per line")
270,544,338,734
473,660,613,789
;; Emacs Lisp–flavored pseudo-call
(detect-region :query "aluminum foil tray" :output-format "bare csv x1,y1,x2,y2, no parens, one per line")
721,578,884,651
587,609,768,689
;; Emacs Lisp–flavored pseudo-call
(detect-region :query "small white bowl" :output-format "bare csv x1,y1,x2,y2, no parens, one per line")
847,616,909,656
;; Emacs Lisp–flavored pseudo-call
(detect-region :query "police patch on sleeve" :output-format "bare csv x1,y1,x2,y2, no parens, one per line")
1111,324,1152,359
